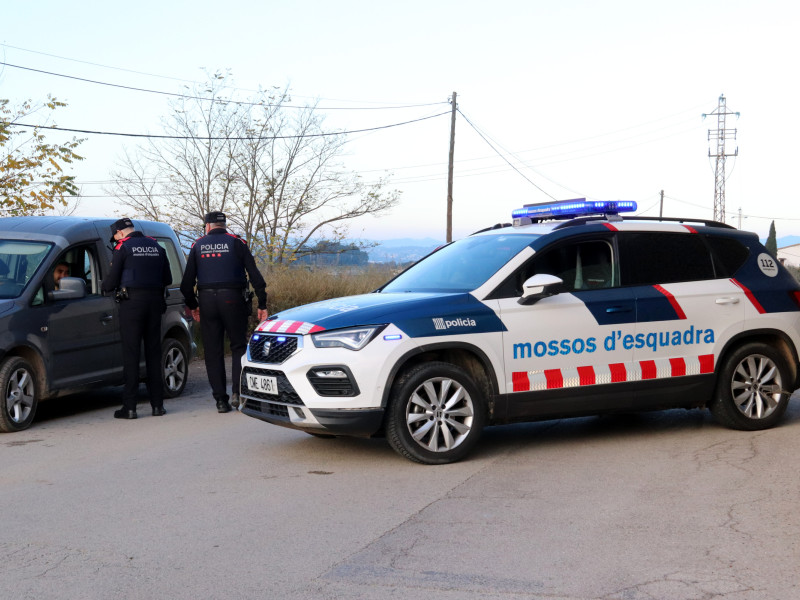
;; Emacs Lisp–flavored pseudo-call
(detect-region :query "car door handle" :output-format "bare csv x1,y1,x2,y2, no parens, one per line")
100,314,114,323
605,306,633,313
715,297,740,305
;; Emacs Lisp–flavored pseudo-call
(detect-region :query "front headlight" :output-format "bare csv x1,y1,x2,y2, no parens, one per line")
311,325,385,351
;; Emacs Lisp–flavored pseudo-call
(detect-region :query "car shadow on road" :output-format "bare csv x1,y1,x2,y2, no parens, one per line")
32,386,139,424
476,398,800,460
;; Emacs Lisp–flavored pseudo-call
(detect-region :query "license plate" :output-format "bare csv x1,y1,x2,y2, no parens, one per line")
246,373,278,395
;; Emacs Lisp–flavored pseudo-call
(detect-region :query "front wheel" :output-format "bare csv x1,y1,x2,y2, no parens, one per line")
0,357,39,433
162,338,188,398
709,342,793,430
386,362,486,465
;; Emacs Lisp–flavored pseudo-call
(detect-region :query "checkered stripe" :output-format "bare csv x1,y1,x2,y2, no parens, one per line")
511,354,715,392
256,319,326,334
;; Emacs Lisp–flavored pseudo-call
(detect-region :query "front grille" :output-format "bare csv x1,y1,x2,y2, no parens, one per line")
241,366,303,405
247,334,299,364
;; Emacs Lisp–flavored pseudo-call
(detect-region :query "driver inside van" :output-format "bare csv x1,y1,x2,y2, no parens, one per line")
53,262,70,290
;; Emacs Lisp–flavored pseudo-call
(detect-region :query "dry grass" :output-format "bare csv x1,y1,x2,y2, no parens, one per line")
263,264,400,314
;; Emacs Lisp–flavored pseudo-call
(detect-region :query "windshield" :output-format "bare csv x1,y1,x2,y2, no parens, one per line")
381,233,539,293
0,240,53,299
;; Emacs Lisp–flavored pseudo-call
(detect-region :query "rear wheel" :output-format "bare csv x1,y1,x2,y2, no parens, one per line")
709,342,792,430
162,338,188,398
386,362,486,465
0,357,39,433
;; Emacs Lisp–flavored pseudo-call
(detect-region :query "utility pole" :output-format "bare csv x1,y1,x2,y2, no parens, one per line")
659,190,664,219
702,94,739,223
446,91,457,243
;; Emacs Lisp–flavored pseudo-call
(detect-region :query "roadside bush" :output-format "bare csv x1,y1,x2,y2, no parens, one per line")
263,264,399,314
190,264,402,358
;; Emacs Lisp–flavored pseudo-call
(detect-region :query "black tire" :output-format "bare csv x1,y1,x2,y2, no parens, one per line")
0,357,39,433
386,362,486,465
709,342,792,430
162,338,188,398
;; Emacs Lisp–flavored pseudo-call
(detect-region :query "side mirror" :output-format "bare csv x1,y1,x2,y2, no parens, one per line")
48,277,86,301
518,274,563,305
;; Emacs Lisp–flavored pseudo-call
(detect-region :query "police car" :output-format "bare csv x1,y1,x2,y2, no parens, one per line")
240,200,800,464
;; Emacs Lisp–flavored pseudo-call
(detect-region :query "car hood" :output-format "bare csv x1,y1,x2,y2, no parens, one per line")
257,292,507,338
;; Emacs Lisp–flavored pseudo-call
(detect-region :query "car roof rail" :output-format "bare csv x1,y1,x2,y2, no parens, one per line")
553,215,735,230
471,222,512,235
624,216,736,229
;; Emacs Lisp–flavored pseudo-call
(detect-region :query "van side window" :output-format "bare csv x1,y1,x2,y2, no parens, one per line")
156,238,182,287
620,232,714,286
33,243,101,305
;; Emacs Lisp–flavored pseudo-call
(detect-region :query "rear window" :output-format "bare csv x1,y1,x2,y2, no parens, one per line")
705,235,750,277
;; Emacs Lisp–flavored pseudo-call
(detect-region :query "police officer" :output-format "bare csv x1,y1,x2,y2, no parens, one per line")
180,212,268,413
101,218,172,419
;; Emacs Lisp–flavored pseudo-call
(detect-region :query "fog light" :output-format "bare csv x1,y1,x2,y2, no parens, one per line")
312,369,347,378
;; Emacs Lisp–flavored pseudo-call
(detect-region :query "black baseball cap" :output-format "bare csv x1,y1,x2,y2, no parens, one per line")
205,211,226,225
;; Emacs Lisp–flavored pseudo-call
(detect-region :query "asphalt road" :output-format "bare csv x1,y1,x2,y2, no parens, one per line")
2,358,800,600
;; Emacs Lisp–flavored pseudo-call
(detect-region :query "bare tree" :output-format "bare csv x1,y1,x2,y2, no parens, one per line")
228,96,399,265
111,74,398,257
110,72,243,245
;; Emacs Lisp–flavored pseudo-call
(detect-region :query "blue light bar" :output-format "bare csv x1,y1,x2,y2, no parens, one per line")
512,199,638,221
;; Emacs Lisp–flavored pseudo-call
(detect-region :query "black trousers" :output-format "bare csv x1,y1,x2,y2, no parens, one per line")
198,288,248,401
119,290,164,411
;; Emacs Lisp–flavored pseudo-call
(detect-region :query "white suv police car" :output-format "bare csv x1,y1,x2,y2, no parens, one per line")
240,200,800,464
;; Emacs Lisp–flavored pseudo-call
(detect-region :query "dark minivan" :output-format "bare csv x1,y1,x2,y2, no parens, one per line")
0,216,195,432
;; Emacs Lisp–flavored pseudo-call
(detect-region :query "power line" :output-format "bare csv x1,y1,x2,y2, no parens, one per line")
0,61,448,112
457,109,557,199
0,44,445,108
11,111,451,140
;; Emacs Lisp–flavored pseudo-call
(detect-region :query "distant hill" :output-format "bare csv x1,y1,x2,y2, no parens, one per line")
776,236,800,249
362,237,444,264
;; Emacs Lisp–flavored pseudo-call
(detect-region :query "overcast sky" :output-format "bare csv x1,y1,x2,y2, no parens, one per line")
3,0,799,241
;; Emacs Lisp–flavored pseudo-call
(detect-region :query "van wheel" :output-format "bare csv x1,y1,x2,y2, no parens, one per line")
386,362,485,465
0,357,39,433
162,339,188,398
709,342,792,430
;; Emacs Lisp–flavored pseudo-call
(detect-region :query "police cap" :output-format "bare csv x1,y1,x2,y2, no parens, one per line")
205,211,226,225
109,217,134,242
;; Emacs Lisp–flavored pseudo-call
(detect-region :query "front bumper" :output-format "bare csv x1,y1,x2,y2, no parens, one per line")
240,398,384,437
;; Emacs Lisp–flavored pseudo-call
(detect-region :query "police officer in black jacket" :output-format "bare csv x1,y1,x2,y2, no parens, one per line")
180,212,268,413
102,218,172,419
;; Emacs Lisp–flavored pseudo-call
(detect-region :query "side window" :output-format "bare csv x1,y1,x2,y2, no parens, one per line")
490,238,615,298
705,235,750,277
156,238,182,287
34,243,101,303
620,232,715,286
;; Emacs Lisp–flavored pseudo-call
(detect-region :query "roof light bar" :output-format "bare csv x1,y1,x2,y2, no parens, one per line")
512,199,637,222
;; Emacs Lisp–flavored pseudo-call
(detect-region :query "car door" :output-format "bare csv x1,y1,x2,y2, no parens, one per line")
492,235,638,419
619,230,744,391
39,242,122,388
